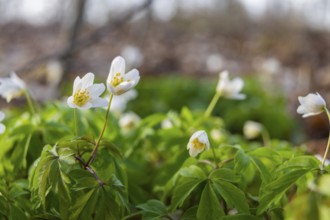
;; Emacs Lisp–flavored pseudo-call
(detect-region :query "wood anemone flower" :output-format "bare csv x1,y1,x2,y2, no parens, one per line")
187,130,210,157
297,93,326,118
67,72,108,110
216,71,245,100
0,72,26,102
107,56,140,95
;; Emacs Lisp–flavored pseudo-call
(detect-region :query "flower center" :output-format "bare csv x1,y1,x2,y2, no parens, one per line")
192,138,205,150
111,72,124,87
73,89,90,107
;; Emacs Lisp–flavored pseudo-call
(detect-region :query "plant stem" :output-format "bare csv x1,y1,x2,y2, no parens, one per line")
74,108,78,136
211,145,219,168
86,93,114,166
75,156,104,187
198,159,217,169
122,211,142,220
204,92,221,118
24,90,36,116
321,108,330,170
261,127,270,147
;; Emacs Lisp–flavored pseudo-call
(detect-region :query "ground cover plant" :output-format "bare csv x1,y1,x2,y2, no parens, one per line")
0,56,330,220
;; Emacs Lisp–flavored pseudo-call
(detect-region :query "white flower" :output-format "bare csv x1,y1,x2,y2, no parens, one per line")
0,72,26,102
216,71,245,100
67,72,108,110
161,118,173,129
0,111,5,134
109,89,137,114
187,130,210,157
243,121,263,139
107,56,140,95
297,93,326,118
119,112,141,132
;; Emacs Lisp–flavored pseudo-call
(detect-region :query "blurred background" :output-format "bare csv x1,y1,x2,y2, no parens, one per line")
1,0,330,148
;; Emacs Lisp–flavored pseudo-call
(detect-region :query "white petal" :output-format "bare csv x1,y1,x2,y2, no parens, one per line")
190,130,206,142
77,102,93,110
112,82,135,95
109,56,126,80
198,132,209,145
230,78,244,93
297,105,306,114
67,96,76,108
302,112,322,118
0,123,5,134
316,93,326,105
297,93,326,117
124,69,140,82
189,147,200,157
230,94,246,100
90,97,108,108
187,142,194,150
10,72,26,89
88,83,105,97
0,111,5,121
73,76,82,92
81,72,95,89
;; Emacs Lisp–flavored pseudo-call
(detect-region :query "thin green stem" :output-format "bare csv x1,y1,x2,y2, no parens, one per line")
204,92,221,118
211,145,219,168
122,211,142,220
86,93,114,166
74,108,78,136
198,159,217,169
321,108,330,170
261,127,270,147
24,90,36,116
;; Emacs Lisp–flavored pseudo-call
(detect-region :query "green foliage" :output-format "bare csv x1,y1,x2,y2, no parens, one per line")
0,75,327,220
130,76,295,140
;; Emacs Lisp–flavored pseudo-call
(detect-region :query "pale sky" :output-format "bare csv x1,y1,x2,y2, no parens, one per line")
1,0,329,29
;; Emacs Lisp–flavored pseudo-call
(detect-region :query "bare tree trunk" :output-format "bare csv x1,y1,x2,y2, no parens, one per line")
60,0,86,80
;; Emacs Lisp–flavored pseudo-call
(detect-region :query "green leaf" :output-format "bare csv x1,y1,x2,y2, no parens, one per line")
210,168,241,183
213,180,249,213
170,177,205,210
29,145,74,217
197,182,225,220
277,156,320,171
249,148,282,164
257,168,311,215
179,165,207,179
181,107,194,122
181,206,198,220
234,150,250,172
137,200,168,219
250,156,272,184
69,188,97,220
9,204,28,220
9,123,34,137
70,179,125,220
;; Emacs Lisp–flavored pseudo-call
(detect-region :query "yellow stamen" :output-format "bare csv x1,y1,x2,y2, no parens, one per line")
192,138,205,150
73,89,90,106
111,72,124,87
